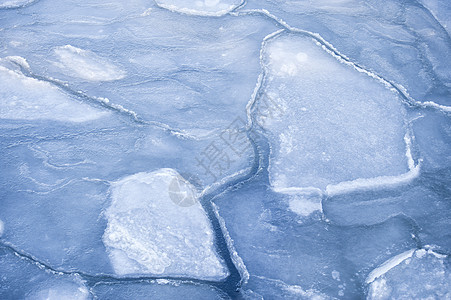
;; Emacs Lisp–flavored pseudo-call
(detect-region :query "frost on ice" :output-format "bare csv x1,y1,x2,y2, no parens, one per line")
53,45,126,82
0,64,109,122
256,33,414,193
103,168,228,279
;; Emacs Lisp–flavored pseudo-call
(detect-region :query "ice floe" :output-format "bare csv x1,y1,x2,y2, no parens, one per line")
103,169,228,279
256,33,415,193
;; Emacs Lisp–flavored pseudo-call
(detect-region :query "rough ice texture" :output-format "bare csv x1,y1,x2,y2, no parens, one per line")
155,0,242,16
25,283,90,300
103,169,228,279
92,281,224,299
367,249,450,299
53,45,126,81
257,33,411,192
0,65,109,122
0,0,34,8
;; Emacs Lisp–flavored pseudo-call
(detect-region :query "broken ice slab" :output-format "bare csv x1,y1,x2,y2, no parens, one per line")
213,175,418,298
255,32,414,193
244,0,451,106
366,248,450,299
92,281,226,299
0,120,248,274
323,177,451,251
103,169,228,280
0,248,89,300
155,0,243,16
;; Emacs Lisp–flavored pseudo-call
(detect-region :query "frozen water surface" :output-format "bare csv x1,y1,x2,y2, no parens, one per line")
0,0,450,299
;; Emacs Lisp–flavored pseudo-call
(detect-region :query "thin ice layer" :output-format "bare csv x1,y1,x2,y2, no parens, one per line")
257,33,411,192
0,65,109,122
155,0,242,16
103,169,228,280
53,45,126,81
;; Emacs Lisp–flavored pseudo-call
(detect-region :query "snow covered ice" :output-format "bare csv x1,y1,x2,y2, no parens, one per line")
0,0,450,299
103,169,228,279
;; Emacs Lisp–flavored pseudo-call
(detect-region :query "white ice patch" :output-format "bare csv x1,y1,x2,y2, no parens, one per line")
54,45,126,81
0,219,4,237
155,0,242,16
26,283,89,300
0,0,34,8
0,65,109,122
259,34,413,192
288,193,322,217
102,169,228,280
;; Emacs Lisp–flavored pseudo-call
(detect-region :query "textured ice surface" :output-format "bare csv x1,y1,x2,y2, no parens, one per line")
0,249,89,299
0,64,109,122
257,33,413,192
213,177,419,298
418,0,451,34
26,284,90,300
53,45,126,81
92,281,225,299
155,0,242,16
0,0,34,8
367,248,451,299
103,169,228,279
245,0,451,106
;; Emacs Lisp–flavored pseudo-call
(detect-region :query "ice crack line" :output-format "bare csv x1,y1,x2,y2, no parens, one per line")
231,8,451,116
0,241,232,298
7,60,202,140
